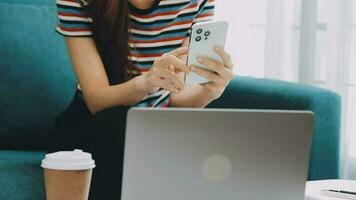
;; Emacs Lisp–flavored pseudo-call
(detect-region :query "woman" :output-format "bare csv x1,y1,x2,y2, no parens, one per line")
53,0,234,199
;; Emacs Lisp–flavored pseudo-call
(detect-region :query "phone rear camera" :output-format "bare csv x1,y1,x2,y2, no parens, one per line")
195,36,202,42
196,29,203,34
204,31,211,37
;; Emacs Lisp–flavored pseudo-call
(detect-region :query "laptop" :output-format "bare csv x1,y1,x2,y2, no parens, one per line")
121,108,314,200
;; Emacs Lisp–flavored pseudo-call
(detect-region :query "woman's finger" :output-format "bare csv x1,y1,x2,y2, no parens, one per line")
191,66,220,82
151,77,180,93
154,68,185,91
169,47,188,57
214,46,233,69
197,57,233,80
160,54,190,74
197,56,225,74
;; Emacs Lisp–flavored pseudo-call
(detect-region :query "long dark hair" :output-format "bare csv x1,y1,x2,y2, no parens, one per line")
85,0,135,85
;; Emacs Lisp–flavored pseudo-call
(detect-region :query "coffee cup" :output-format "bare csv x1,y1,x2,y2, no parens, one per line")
41,149,95,200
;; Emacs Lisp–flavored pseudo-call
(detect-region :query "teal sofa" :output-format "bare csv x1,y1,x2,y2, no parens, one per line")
0,0,341,199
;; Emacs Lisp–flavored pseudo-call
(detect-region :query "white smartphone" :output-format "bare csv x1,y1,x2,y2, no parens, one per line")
185,20,229,85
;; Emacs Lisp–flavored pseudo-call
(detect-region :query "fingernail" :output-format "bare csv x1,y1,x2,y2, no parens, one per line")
214,46,222,51
198,57,205,62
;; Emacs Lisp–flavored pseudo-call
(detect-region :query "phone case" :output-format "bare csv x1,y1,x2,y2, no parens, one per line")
186,21,229,85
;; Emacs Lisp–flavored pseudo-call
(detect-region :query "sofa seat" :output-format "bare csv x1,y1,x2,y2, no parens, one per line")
0,151,46,200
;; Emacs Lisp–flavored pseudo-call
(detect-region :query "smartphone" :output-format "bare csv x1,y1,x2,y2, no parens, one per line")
185,20,229,85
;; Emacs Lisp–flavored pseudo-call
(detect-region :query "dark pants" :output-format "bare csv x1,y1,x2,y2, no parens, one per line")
49,91,129,200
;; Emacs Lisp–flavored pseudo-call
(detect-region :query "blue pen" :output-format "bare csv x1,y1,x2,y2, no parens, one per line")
321,189,356,199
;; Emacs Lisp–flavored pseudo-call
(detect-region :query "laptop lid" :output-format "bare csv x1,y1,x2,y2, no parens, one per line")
122,108,314,200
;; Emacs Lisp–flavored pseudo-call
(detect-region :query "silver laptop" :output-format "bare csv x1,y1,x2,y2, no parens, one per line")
122,108,314,200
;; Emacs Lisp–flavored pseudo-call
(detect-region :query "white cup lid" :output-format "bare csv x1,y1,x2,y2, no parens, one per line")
41,149,95,170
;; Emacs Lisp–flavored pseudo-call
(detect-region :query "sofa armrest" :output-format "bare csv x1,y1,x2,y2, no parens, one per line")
208,76,341,180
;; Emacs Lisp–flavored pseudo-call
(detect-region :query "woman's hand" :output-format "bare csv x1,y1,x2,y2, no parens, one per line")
135,47,190,94
191,46,234,100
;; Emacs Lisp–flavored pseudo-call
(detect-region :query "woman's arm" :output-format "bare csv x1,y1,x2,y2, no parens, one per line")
66,37,148,114
66,37,189,114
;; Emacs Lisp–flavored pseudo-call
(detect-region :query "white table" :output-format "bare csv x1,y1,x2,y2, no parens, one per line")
306,180,356,200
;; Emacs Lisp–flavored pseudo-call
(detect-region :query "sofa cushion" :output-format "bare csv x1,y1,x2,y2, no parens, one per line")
0,0,76,150
0,151,46,200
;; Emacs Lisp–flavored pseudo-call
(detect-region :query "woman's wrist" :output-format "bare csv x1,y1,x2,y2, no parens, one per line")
132,74,160,98
198,89,218,107
170,85,217,108
202,87,221,101
132,75,149,96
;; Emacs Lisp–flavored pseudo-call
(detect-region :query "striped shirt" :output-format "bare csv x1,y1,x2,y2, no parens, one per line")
55,0,215,107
